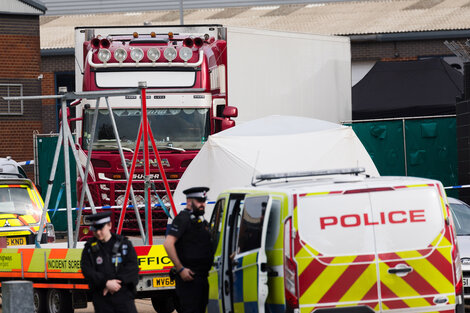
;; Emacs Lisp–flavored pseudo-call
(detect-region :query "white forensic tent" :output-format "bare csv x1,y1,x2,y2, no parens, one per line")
173,116,379,218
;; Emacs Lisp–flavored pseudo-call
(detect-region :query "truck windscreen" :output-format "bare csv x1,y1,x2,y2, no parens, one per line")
82,108,210,151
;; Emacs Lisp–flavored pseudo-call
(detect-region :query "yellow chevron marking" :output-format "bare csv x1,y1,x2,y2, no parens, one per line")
436,247,452,269
293,206,298,230
430,232,444,247
300,255,356,304
302,192,331,197
448,294,456,304
297,257,313,276
300,307,312,313
297,241,320,258
0,214,17,218
339,263,377,303
402,297,431,308
379,263,427,308
296,246,313,258
405,184,430,188
396,250,453,294
377,303,386,310
437,235,451,248
296,250,315,275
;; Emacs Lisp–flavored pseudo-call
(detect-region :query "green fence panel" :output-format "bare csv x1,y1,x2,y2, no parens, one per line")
404,117,458,197
36,135,77,231
350,120,406,176
349,117,458,198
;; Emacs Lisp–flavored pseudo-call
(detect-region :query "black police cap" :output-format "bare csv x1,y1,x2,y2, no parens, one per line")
183,186,209,201
85,212,112,231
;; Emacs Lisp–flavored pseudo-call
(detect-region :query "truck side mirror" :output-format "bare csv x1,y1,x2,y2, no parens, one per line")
221,118,235,131
223,106,238,118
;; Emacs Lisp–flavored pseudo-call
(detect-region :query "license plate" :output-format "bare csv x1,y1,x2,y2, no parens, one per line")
6,237,26,246
152,276,175,288
464,278,469,287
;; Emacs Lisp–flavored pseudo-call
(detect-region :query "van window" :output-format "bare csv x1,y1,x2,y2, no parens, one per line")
297,193,375,256
266,199,281,250
209,198,225,252
370,187,443,253
227,196,244,260
237,196,269,254
297,187,444,257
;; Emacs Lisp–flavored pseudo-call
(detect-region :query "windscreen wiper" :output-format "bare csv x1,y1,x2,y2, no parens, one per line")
157,144,186,152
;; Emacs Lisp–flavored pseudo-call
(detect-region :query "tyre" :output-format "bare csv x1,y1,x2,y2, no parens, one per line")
46,289,74,313
33,288,47,313
151,291,180,313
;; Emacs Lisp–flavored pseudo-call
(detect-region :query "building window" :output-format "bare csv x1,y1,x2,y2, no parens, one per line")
0,84,23,115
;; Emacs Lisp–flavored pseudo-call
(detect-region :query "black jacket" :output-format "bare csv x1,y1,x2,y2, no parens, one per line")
81,233,139,295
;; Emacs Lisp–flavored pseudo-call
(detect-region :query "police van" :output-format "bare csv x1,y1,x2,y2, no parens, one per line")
207,168,464,313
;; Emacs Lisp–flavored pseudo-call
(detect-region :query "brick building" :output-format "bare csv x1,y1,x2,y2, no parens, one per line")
0,0,46,167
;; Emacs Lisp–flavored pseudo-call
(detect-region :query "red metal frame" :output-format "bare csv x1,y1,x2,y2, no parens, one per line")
116,87,177,244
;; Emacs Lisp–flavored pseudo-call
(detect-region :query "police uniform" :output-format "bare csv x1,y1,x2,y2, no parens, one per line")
168,187,213,313
80,212,139,313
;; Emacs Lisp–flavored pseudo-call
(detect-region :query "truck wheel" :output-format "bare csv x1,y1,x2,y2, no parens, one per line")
33,288,47,313
46,289,74,313
151,292,180,313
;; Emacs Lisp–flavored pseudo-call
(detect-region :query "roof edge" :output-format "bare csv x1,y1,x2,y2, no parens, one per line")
349,29,470,42
19,0,46,13
41,48,74,56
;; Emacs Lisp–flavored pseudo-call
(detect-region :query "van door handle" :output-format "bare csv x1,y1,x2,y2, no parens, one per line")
388,265,413,275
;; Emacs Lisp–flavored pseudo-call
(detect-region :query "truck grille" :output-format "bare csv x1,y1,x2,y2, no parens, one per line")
83,179,179,235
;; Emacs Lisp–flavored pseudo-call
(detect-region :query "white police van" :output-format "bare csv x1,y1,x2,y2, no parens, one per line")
208,168,464,313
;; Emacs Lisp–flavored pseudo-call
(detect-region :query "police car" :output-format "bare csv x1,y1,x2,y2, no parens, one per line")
208,168,464,313
0,157,54,245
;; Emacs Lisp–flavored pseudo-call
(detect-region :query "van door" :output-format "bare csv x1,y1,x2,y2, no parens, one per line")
230,194,272,313
295,191,379,312
369,184,456,312
208,196,228,313
220,193,246,313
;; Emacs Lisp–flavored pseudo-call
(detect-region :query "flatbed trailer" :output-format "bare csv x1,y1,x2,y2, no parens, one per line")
0,240,176,313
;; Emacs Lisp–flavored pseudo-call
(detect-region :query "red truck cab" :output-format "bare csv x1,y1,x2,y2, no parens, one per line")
74,25,236,238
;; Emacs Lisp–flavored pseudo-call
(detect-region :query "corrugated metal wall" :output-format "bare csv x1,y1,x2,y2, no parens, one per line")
41,0,344,16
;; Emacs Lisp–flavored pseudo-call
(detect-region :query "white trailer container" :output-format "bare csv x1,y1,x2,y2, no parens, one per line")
75,26,351,124
226,27,351,124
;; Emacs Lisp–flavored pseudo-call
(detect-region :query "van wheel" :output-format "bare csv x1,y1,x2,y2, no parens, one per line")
33,288,47,313
151,291,180,313
46,289,74,313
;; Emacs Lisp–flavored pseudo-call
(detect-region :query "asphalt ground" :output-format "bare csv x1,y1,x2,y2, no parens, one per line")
76,298,157,313
0,297,157,313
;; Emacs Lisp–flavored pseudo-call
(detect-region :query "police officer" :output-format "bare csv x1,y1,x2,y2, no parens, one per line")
81,212,139,313
163,187,213,313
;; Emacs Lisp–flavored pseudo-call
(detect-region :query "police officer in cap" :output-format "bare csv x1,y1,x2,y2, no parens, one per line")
81,212,139,313
164,187,213,313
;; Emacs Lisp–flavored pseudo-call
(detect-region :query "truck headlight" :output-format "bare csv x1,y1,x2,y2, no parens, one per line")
164,47,177,61
130,48,144,62
179,47,192,62
147,48,161,61
114,48,127,62
98,49,111,63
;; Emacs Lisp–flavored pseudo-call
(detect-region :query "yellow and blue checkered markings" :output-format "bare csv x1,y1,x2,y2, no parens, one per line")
233,252,259,313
